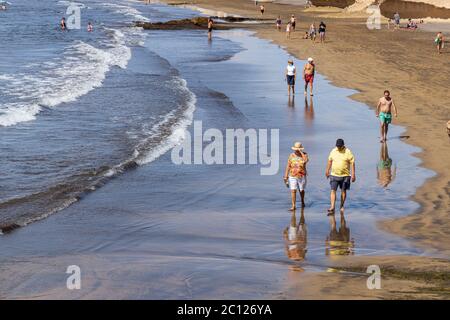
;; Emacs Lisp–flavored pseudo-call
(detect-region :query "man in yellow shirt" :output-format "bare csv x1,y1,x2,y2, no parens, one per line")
325,139,356,214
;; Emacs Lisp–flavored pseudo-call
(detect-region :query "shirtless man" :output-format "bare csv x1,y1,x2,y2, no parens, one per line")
376,90,398,142
60,17,67,31
207,18,213,40
303,57,315,96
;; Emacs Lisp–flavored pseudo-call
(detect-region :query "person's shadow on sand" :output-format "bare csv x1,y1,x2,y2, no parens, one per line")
325,212,355,256
283,208,307,262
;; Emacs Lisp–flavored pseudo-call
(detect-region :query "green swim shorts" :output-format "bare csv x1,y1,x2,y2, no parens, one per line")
379,112,392,124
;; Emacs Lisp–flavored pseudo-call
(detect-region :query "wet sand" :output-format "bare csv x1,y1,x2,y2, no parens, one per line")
161,0,450,259
0,26,440,299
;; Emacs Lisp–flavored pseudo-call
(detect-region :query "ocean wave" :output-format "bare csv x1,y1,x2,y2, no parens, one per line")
0,28,132,127
0,76,197,232
100,2,150,22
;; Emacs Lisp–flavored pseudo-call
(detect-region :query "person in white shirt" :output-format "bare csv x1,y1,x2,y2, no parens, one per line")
285,59,296,96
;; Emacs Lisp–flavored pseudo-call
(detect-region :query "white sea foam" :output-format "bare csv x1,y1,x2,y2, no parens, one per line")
0,28,132,127
100,2,150,22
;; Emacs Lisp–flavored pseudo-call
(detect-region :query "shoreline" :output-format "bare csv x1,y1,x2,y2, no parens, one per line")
155,0,450,256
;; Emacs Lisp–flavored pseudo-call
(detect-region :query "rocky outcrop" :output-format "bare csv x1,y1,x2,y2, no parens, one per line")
135,16,258,30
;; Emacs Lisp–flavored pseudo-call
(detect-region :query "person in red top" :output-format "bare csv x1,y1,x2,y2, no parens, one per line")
284,142,309,210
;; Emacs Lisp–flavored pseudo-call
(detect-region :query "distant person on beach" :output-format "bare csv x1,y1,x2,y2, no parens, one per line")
284,142,309,210
286,22,292,39
377,142,396,188
325,139,356,215
318,21,326,43
60,17,67,31
290,15,296,32
407,19,417,30
260,5,265,15
87,21,93,32
255,0,258,6
303,57,315,96
207,18,213,40
285,59,296,95
309,23,316,42
394,12,400,29
376,90,398,142
276,16,282,31
303,31,309,39
435,32,444,54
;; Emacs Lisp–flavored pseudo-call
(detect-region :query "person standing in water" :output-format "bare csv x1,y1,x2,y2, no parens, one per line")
303,57,315,96
435,32,444,54
376,90,398,142
207,18,213,40
87,21,93,32
318,21,326,43
60,17,67,31
325,139,356,214
284,142,309,210
285,59,296,96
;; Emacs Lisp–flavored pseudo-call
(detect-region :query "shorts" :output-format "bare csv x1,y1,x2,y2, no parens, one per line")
330,175,351,191
208,27,212,32
379,112,392,124
289,176,306,191
304,74,314,83
286,75,295,86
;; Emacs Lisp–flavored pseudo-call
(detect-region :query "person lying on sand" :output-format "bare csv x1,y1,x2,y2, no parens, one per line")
284,142,309,210
376,90,398,142
303,57,315,96
325,139,356,215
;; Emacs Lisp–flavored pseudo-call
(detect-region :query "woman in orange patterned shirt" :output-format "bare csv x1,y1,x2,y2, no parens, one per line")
283,142,309,210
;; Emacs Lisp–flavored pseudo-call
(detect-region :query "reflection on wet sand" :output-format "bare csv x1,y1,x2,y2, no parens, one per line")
325,213,355,256
283,208,307,261
288,95,295,108
377,142,396,188
304,97,314,125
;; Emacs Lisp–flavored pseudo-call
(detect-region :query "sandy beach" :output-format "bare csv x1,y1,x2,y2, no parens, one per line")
161,0,450,256
0,0,448,300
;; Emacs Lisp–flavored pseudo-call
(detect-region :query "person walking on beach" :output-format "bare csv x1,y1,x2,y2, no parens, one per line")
285,59,296,96
318,21,326,43
260,5,265,15
325,139,356,215
290,15,296,32
303,57,315,96
207,18,213,40
87,21,93,32
284,142,309,210
60,17,67,31
394,12,400,29
309,22,316,42
376,90,398,142
276,16,282,31
286,22,292,39
435,32,444,54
